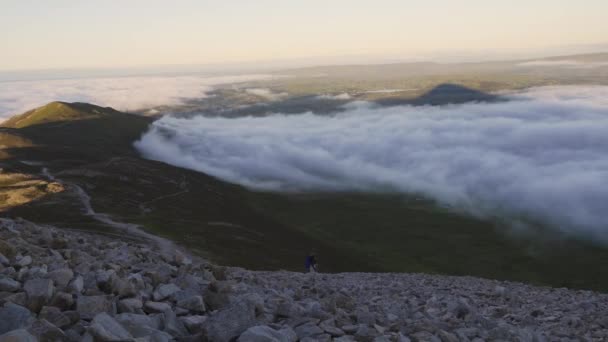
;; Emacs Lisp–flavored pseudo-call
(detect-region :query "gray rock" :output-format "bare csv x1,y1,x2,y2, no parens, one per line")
77,295,115,320
117,298,143,314
15,256,32,268
144,301,172,314
295,322,324,339
23,278,54,312
2,293,27,307
27,319,66,341
0,277,20,292
47,268,74,289
0,254,9,267
202,294,261,342
180,316,206,334
334,336,356,342
39,306,72,329
49,291,74,310
320,323,345,337
176,295,205,313
0,303,34,335
161,308,188,337
67,275,84,294
115,313,168,339
238,325,297,342
153,283,181,301
0,329,37,342
89,313,133,341
96,270,116,294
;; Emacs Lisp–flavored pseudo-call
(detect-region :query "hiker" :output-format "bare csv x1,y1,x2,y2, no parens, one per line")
305,251,318,273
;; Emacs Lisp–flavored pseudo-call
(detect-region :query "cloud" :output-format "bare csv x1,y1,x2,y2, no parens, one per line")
316,93,352,100
135,86,608,240
0,74,275,120
245,88,288,101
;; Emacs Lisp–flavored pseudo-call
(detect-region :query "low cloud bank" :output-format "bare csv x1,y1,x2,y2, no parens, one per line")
0,74,273,120
135,86,608,240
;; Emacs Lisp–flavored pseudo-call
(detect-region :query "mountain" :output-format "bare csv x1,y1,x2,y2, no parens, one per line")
3,102,608,291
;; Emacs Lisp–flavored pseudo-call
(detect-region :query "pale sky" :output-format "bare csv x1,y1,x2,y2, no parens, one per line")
1,0,608,71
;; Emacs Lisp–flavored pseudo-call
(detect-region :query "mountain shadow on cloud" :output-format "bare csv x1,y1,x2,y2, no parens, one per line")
375,83,504,107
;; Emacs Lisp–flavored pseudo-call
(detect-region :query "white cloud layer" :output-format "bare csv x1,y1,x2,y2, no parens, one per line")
0,74,274,120
136,86,608,240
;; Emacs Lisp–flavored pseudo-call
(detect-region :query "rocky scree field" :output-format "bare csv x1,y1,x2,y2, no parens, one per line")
0,218,606,341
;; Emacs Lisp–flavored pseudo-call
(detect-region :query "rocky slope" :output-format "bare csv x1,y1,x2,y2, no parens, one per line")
0,218,606,341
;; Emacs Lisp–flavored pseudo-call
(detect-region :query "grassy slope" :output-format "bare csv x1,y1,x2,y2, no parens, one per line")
4,91,608,292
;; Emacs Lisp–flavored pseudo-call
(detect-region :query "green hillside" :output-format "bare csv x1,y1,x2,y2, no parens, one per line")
3,101,608,292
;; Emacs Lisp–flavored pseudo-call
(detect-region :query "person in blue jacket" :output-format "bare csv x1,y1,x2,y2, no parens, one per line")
305,251,318,273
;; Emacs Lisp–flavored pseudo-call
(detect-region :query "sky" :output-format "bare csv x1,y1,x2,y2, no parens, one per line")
1,0,608,71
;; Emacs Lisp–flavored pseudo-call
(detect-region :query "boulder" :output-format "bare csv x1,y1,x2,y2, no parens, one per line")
202,294,262,342
0,277,20,292
0,241,16,259
117,298,143,314
27,319,67,341
153,283,181,301
238,325,298,342
176,295,205,313
23,278,54,313
114,313,168,339
144,301,172,314
0,329,37,342
39,306,72,329
294,322,324,340
162,309,188,337
2,292,27,307
47,268,74,289
0,303,34,335
180,316,207,334
76,295,115,320
14,256,32,268
49,291,74,310
67,275,84,294
89,313,133,341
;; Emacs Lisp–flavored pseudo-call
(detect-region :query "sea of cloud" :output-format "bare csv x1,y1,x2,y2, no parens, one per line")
0,74,274,120
135,86,608,239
